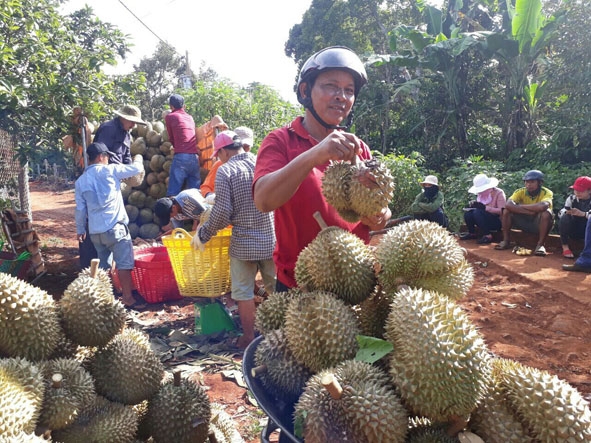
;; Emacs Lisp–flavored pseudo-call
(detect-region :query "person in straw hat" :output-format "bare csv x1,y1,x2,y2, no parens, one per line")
94,104,146,165
459,173,506,244
410,175,449,228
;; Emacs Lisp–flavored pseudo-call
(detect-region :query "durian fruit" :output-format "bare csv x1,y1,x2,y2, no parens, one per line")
0,358,45,437
254,289,303,335
492,357,591,442
348,158,395,218
284,291,360,372
295,360,408,443
52,395,138,443
90,328,164,405
252,329,313,403
38,358,96,431
357,286,392,339
295,223,376,305
209,403,245,443
60,272,127,348
468,359,534,443
375,219,472,298
384,287,491,423
0,273,62,361
406,417,458,443
321,161,353,213
78,265,112,287
414,258,474,301
146,370,211,443
0,432,49,442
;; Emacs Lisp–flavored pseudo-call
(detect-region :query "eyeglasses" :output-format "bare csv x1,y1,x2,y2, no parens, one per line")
318,83,355,99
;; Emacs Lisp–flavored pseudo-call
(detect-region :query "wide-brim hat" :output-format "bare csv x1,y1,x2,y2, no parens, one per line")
114,104,147,125
420,175,439,186
469,173,499,194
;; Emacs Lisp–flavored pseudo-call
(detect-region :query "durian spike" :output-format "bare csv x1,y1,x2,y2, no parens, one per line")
321,373,343,400
312,211,328,230
251,364,268,378
446,415,468,437
89,258,100,278
51,373,64,388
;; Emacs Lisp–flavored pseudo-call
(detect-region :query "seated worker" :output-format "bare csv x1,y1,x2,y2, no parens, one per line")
410,175,449,228
494,169,553,256
563,214,591,273
459,173,506,244
558,176,591,258
154,189,208,233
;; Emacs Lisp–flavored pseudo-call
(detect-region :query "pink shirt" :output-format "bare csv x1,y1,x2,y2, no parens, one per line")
165,108,197,154
253,117,372,288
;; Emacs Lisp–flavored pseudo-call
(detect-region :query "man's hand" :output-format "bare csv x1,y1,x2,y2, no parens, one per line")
77,233,86,242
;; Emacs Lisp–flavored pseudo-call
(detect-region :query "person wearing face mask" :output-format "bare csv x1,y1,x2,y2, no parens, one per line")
410,175,449,228
459,173,506,244
253,46,391,292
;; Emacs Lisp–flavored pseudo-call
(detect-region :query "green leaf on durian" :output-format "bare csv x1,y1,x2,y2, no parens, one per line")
355,335,393,364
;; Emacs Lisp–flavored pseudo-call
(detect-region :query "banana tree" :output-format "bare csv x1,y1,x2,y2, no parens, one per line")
488,0,564,155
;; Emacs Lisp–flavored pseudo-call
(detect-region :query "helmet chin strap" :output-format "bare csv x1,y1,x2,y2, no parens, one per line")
306,102,355,131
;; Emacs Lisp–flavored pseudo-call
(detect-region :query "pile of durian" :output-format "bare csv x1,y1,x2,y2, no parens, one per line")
253,218,591,442
0,262,243,443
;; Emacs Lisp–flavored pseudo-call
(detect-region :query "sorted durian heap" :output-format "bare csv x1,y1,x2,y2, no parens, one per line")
0,357,45,438
0,273,62,361
384,287,491,425
37,358,96,432
252,328,313,403
375,219,474,300
146,370,211,443
284,290,360,372
51,395,139,443
322,157,394,222
474,357,591,442
254,289,304,335
89,327,164,405
295,212,376,305
60,260,127,348
294,359,408,443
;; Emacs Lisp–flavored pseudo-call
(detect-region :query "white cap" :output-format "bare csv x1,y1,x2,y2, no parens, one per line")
234,126,254,147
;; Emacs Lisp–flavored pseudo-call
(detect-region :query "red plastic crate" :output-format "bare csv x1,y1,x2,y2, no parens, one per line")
112,246,182,303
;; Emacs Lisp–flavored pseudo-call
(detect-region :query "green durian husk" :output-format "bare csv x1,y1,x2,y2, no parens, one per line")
254,289,303,335
321,161,353,212
348,158,394,218
209,403,245,443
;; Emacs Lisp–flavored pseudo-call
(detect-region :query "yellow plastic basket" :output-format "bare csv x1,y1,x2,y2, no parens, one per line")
162,227,232,297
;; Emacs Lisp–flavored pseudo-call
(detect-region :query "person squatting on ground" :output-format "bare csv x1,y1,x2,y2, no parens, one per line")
459,173,506,244
74,142,144,308
79,104,147,269
164,94,201,196
558,176,591,259
494,169,553,256
193,130,276,350
253,46,391,293
563,211,591,273
410,175,449,228
154,187,208,233
200,126,255,205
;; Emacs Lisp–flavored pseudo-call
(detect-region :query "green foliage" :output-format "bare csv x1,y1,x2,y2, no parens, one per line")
377,151,424,218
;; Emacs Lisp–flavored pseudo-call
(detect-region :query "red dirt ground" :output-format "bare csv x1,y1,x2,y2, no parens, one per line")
26,179,591,440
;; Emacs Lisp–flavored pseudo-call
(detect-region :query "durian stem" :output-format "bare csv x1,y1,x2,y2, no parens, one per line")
446,415,468,437
173,369,182,386
312,211,328,230
321,373,342,400
51,373,63,388
89,258,100,278
208,431,219,443
251,364,268,378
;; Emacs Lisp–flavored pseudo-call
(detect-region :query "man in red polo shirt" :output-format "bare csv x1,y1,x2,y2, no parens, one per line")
253,46,391,291
165,94,200,196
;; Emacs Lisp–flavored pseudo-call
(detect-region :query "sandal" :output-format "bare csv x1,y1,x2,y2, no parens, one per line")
534,245,547,256
562,249,574,259
494,240,510,250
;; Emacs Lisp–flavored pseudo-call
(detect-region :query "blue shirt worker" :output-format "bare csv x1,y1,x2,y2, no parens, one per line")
94,104,146,164
75,142,144,308
193,130,276,350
